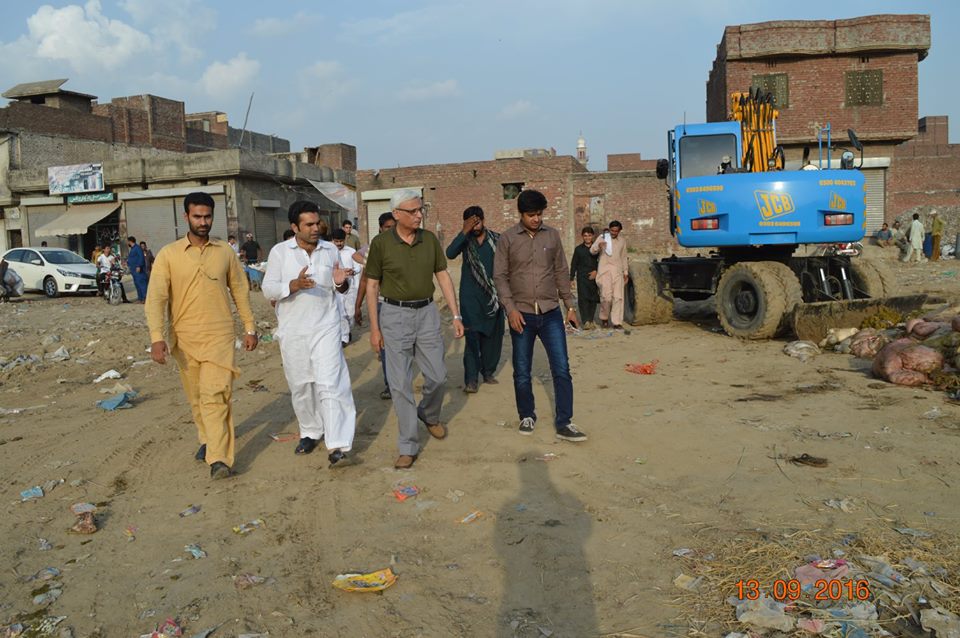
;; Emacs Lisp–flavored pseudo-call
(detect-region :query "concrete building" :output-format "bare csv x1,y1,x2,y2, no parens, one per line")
357,13,952,251
0,79,356,259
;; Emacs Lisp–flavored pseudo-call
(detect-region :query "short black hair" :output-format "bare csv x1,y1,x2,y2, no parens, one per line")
378,212,395,229
517,189,547,214
183,192,215,213
913,213,920,220
282,229,295,240
288,200,320,225
139,241,146,246
581,226,595,235
342,220,353,227
609,220,623,230
127,236,136,243
228,235,236,241
463,205,484,220
331,229,347,240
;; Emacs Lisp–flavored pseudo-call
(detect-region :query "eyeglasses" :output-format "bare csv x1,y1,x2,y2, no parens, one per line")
395,206,425,215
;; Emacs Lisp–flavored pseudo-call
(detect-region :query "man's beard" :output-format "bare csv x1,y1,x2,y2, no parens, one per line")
190,223,210,237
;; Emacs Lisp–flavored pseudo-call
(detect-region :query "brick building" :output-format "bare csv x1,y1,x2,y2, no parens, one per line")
0,79,355,258
358,13,953,254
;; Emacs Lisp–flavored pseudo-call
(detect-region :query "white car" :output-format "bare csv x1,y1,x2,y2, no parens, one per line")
1,247,98,297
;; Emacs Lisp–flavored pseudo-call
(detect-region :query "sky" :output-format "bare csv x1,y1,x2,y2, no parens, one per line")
1,1,956,171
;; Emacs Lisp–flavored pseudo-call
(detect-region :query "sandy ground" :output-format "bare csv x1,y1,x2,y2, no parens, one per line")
1,246,959,637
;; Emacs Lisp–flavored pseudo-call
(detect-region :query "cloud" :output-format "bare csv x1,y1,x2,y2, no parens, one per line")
296,60,356,108
340,5,460,42
201,53,260,96
498,99,537,120
25,0,151,71
250,12,319,38
397,79,461,102
119,0,214,62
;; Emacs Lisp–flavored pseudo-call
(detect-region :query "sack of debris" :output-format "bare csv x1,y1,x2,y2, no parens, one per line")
849,328,890,359
872,338,944,386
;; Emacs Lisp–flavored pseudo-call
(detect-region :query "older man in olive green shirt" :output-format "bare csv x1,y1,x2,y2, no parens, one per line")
365,189,464,469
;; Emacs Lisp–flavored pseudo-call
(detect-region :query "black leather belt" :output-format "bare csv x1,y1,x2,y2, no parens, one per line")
382,297,432,309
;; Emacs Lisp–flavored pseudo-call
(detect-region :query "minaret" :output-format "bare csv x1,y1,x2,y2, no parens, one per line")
576,132,588,168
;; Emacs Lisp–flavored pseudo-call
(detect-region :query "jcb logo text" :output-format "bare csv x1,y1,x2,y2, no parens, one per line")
754,191,795,220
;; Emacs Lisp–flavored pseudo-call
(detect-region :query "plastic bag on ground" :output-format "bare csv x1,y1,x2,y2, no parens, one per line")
784,341,820,363
735,595,794,631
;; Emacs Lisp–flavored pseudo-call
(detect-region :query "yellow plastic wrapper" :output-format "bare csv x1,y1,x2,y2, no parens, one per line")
332,568,397,592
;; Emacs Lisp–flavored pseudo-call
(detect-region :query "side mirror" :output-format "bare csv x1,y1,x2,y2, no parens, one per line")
847,129,863,152
31,259,43,266
655,159,669,180
802,146,810,165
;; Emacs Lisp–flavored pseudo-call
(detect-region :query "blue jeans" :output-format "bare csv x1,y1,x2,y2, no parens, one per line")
511,307,573,430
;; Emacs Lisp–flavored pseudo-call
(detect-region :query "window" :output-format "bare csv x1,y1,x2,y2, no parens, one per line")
502,183,524,200
678,134,738,179
751,73,789,108
845,70,883,106
5,249,25,262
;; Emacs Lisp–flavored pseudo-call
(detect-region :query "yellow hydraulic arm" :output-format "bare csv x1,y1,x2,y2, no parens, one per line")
731,88,784,173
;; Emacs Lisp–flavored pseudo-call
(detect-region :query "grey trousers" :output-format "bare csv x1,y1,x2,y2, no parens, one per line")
381,302,447,456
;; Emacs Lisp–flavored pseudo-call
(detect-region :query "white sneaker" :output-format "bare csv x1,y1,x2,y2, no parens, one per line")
518,417,535,436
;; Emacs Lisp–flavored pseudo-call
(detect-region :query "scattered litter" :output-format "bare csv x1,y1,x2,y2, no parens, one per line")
41,478,63,494
535,453,559,462
70,502,96,515
33,587,63,606
796,618,827,633
237,635,268,638
24,567,61,582
43,346,70,362
94,369,123,383
733,595,793,631
332,568,397,592
86,339,100,347
673,573,703,592
634,457,647,464
233,573,268,590
445,489,465,503
143,618,183,638
246,380,268,392
795,558,849,585
69,512,97,534
125,525,137,542
824,498,857,513
895,527,934,539
184,544,206,559
20,485,44,501
789,453,828,468
268,432,298,443
41,334,61,346
392,486,419,502
69,479,84,487
96,390,137,410
625,360,659,375
259,334,274,343
783,340,820,362
38,538,53,551
233,518,264,535
920,607,960,638
187,624,225,638
537,627,554,637
672,548,696,558
924,406,943,420
179,505,201,517
458,510,483,524
99,382,134,395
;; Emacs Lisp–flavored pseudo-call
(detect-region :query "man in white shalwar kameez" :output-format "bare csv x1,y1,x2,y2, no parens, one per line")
262,201,356,467
331,228,362,346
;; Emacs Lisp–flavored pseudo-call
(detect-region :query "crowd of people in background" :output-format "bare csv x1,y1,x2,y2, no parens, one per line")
875,210,948,262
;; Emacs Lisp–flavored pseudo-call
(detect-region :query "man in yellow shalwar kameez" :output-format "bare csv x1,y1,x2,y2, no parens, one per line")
145,192,258,479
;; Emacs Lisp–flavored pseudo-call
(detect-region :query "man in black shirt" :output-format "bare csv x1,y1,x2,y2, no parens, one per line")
240,232,261,264
570,226,600,329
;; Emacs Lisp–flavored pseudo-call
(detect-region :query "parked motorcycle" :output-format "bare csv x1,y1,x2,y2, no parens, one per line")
815,241,863,258
107,266,125,306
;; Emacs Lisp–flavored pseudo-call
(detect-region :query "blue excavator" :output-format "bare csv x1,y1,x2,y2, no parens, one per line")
630,89,923,340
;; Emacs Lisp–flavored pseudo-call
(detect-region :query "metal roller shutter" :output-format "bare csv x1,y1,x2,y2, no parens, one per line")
254,208,278,250
25,205,67,247
124,199,178,251
862,168,886,234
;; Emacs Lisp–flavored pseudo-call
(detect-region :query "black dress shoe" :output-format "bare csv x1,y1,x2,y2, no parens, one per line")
295,437,318,455
328,449,349,468
210,461,232,480
195,444,206,462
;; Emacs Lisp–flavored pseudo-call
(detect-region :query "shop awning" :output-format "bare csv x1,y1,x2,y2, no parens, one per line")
33,202,120,237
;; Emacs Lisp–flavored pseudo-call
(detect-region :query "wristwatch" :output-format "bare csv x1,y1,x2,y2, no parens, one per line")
453,315,463,321
245,331,257,336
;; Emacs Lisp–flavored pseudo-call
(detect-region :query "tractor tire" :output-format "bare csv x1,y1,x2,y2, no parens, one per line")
765,261,803,334
716,261,791,339
628,260,673,326
848,259,896,298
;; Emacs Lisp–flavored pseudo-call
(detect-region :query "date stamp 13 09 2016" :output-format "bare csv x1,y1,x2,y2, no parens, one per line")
736,579,871,602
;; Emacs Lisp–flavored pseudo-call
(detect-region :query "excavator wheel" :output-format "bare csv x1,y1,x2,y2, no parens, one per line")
716,261,791,339
628,260,673,326
848,259,897,298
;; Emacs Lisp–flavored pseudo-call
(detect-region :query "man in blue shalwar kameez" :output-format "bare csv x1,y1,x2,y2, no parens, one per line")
126,236,148,303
